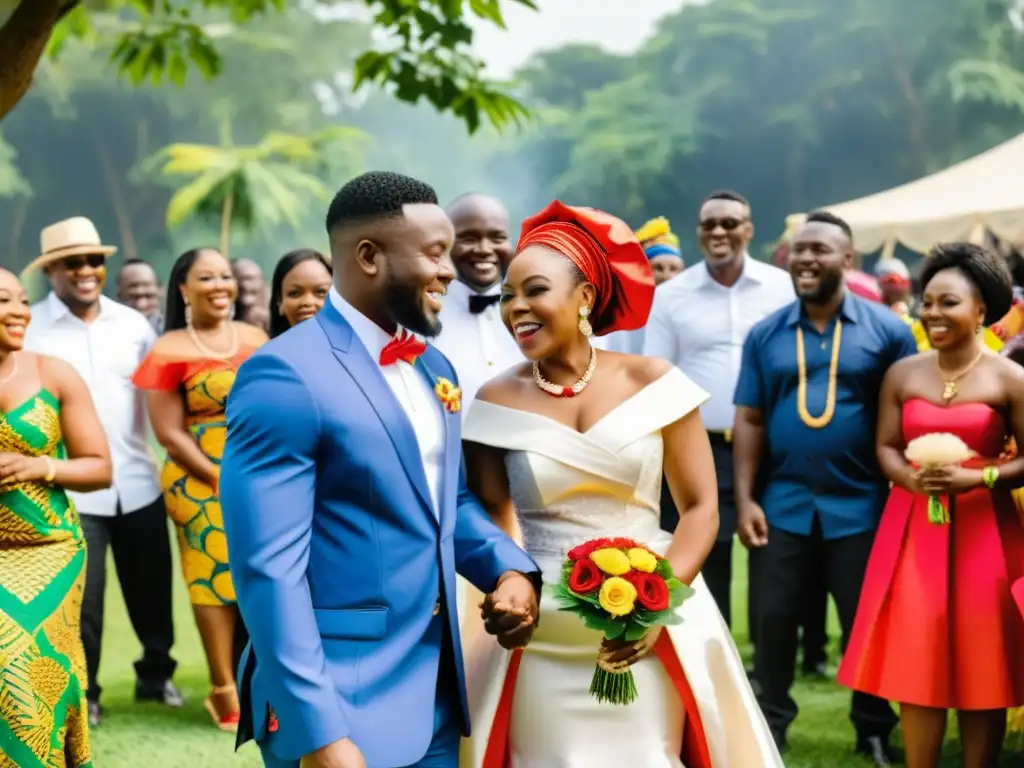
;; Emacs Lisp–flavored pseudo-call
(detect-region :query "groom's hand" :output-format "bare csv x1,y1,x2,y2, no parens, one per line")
481,571,538,649
300,738,366,768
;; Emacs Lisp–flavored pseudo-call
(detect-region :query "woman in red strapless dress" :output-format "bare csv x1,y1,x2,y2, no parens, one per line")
838,243,1024,768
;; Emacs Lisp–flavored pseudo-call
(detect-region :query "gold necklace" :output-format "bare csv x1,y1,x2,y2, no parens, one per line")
0,354,17,386
796,321,842,428
938,350,983,403
533,348,597,398
187,323,238,359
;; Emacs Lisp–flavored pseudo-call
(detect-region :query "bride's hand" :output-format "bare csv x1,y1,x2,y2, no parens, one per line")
597,626,663,673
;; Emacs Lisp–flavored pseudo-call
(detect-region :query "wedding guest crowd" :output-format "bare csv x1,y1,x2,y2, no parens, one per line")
23,218,181,729
2,179,1023,768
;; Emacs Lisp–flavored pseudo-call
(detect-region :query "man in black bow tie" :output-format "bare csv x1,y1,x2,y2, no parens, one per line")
434,192,525,635
434,193,523,408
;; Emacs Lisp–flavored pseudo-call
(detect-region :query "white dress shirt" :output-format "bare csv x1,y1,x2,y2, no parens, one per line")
434,279,524,411
25,292,161,516
330,289,444,516
596,327,645,355
643,256,796,431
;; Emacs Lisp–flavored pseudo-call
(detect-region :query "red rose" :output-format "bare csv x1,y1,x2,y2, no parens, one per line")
568,558,603,594
568,537,613,561
608,537,640,550
625,571,671,612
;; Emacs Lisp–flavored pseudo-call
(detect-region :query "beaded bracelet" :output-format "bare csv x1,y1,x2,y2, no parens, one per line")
982,465,999,489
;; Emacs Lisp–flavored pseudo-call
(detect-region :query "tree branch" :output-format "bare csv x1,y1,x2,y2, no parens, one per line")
0,0,71,121
57,1,81,22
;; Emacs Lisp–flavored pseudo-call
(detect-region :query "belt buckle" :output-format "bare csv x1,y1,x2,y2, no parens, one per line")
723,428,732,443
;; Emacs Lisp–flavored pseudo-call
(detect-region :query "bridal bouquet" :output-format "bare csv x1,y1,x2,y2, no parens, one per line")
551,537,694,705
905,433,974,524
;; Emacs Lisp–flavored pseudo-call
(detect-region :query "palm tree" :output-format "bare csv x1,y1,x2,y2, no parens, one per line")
141,120,366,257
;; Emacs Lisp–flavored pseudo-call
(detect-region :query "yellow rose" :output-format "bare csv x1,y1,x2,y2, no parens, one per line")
589,548,631,576
627,547,658,573
598,576,637,617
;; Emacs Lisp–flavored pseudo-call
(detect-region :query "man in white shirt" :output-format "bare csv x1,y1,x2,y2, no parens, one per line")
643,190,795,631
434,193,523,408
24,217,181,727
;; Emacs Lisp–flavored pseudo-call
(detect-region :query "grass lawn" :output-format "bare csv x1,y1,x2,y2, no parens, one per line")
90,538,1021,767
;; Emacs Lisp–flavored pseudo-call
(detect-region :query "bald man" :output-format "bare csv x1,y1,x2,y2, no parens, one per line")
116,259,164,333
434,193,523,408
231,258,269,331
434,194,526,638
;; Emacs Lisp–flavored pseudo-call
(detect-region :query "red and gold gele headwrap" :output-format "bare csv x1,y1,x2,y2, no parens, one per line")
516,201,655,335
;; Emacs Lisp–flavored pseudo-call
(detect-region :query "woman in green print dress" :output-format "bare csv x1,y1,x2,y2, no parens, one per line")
0,268,112,768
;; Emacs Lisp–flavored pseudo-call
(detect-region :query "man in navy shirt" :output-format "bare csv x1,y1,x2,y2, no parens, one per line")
733,211,916,764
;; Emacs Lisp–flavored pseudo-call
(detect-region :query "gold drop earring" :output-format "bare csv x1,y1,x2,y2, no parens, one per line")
578,306,593,337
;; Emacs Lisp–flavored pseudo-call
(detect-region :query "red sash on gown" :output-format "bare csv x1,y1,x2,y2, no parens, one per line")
481,633,713,768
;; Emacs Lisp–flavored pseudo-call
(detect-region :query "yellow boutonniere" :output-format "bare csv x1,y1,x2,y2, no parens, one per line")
434,377,461,414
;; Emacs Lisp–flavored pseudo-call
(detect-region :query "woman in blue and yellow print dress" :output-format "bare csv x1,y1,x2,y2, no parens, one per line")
133,248,266,732
0,268,112,768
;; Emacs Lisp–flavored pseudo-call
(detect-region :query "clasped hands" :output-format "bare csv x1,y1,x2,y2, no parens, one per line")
914,465,983,495
0,453,49,486
480,571,539,649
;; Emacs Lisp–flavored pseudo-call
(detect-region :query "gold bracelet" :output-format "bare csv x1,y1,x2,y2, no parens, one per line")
42,457,56,483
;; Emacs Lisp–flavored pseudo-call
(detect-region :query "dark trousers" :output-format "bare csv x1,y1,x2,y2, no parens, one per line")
748,549,829,675
79,496,176,703
754,518,897,741
661,432,740,623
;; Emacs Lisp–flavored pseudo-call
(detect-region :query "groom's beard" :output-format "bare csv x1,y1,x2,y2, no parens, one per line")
384,273,442,338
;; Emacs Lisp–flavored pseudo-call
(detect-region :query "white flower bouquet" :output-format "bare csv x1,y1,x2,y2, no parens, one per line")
904,433,974,524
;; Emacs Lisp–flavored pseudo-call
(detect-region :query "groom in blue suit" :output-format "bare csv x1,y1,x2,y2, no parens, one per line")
220,171,541,768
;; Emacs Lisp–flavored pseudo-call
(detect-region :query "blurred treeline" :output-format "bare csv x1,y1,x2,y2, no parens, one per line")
3,0,1024,283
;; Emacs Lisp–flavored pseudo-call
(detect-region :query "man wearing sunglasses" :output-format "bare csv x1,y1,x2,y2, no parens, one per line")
644,191,824,677
24,217,181,727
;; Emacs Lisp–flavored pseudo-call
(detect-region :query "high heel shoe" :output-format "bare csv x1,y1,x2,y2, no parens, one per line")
204,682,240,732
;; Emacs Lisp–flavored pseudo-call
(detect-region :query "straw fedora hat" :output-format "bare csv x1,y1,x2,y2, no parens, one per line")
22,216,117,274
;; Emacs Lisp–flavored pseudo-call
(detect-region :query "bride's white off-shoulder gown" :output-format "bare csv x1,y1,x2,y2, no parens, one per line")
458,368,782,768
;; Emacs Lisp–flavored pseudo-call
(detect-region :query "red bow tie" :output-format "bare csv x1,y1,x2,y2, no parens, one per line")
379,330,426,367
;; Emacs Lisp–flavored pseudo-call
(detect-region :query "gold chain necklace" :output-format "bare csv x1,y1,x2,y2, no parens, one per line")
187,323,238,359
533,348,597,398
796,321,842,428
938,350,983,403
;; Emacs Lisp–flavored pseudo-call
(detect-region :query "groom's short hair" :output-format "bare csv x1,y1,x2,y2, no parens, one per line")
326,171,439,234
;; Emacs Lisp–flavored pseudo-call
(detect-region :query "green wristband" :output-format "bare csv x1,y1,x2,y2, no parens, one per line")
983,465,999,489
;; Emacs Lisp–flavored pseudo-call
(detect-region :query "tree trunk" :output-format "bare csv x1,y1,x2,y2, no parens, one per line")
220,192,234,258
0,0,79,121
92,131,139,260
881,29,929,173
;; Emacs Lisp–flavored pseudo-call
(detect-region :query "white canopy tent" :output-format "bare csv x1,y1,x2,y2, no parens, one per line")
785,133,1024,257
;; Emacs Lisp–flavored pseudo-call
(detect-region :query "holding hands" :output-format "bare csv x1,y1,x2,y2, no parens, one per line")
481,571,538,649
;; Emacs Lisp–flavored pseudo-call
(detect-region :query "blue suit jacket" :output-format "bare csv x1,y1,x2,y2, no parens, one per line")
220,300,539,766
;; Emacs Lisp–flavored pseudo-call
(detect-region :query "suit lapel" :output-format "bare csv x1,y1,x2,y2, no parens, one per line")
316,304,435,520
415,353,458,529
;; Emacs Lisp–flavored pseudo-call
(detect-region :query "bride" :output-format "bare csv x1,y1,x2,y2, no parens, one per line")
458,202,782,767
